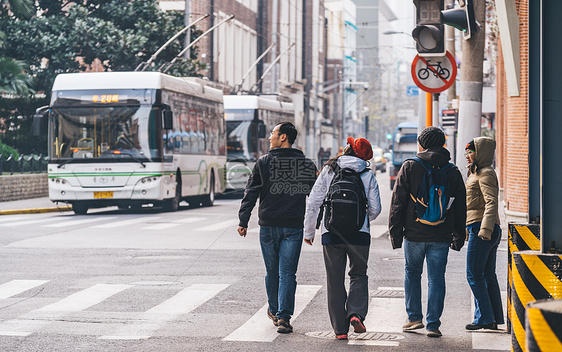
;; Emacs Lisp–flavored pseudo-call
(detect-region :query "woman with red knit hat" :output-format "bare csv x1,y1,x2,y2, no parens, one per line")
303,137,382,340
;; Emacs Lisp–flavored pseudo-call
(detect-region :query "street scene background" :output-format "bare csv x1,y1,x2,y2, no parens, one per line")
0,171,510,352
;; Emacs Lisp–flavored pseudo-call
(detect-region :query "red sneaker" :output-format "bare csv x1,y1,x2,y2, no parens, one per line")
336,334,348,340
350,316,366,333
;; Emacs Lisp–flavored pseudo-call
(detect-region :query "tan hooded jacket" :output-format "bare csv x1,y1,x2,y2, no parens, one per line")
466,137,500,240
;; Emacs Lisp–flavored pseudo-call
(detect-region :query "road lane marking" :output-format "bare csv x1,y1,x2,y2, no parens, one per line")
99,283,230,340
0,284,132,336
198,220,237,232
223,284,321,342
173,217,207,224
370,225,389,238
363,297,405,333
0,280,49,299
42,217,118,228
90,217,162,228
471,291,510,350
38,284,132,312
141,223,181,230
0,217,59,227
0,215,31,223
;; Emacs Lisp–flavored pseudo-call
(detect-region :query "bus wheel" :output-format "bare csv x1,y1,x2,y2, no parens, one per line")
201,174,215,207
73,203,89,215
164,177,182,212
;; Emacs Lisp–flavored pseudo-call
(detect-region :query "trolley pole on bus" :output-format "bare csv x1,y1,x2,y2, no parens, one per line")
135,14,209,72
160,14,234,74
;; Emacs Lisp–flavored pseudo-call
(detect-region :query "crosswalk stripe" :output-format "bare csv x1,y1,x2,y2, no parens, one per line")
90,217,162,228
38,284,133,312
0,284,132,336
0,217,60,227
198,220,236,232
363,297,405,333
0,280,49,299
471,291,510,350
173,217,207,224
223,284,321,342
0,215,31,223
141,223,180,230
99,283,230,340
42,217,118,228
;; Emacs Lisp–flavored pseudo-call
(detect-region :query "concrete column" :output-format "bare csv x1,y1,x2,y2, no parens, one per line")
455,0,486,178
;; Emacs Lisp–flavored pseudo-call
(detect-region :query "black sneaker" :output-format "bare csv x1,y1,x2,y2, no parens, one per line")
267,309,279,326
277,318,293,333
465,323,497,330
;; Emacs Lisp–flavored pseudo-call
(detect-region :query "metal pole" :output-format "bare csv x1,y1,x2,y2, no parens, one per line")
232,43,275,94
433,93,440,127
313,81,319,159
183,0,192,60
249,42,295,93
135,14,209,71
426,92,432,127
161,15,234,73
445,0,457,104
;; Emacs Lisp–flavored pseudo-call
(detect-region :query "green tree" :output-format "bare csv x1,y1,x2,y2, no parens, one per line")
2,0,35,19
0,0,205,155
2,0,205,93
0,0,35,95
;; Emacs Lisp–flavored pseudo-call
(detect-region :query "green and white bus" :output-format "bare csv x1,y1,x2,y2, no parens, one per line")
223,95,294,191
47,72,226,214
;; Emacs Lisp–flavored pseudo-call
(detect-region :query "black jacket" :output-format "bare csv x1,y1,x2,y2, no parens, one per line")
238,148,317,229
388,147,466,250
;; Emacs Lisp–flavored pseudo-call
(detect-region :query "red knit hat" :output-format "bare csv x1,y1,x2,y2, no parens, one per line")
347,137,373,161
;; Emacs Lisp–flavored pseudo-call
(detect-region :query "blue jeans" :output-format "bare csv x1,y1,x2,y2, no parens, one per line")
259,227,303,321
404,239,450,331
466,223,504,325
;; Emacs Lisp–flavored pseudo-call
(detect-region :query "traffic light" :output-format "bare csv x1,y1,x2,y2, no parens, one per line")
412,0,445,57
441,0,477,39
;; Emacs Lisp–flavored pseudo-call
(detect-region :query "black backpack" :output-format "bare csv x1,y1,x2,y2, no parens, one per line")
407,157,457,226
316,165,368,235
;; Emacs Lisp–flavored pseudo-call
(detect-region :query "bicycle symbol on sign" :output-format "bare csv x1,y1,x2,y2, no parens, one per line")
417,60,450,80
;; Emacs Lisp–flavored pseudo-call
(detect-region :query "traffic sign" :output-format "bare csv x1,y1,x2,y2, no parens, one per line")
411,51,457,93
441,109,457,128
407,86,419,96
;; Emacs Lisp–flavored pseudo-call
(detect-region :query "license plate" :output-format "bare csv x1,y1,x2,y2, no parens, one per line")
94,191,113,198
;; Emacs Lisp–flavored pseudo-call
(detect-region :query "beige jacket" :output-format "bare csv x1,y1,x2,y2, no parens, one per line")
466,137,500,240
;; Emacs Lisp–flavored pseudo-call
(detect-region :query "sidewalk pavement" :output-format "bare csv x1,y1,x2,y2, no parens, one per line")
0,197,72,215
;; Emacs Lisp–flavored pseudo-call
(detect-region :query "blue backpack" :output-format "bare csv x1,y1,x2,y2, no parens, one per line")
407,157,456,226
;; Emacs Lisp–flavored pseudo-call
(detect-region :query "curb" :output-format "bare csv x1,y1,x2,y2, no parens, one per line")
0,206,73,215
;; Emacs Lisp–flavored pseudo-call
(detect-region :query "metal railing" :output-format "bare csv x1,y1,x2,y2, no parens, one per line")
0,154,48,175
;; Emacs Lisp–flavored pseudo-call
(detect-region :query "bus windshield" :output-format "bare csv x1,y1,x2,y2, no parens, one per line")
226,120,262,162
49,105,162,162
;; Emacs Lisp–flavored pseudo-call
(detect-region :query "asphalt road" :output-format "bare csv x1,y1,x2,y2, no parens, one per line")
0,167,510,351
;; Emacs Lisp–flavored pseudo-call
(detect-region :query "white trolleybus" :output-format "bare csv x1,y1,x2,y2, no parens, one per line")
47,72,226,214
223,95,294,191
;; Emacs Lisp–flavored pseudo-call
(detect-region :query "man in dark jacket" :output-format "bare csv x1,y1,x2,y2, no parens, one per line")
388,126,466,338
238,122,317,334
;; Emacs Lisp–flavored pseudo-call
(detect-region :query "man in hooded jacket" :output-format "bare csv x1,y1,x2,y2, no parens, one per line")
389,126,466,338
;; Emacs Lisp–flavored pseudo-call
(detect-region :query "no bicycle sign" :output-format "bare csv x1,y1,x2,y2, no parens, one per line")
411,51,457,94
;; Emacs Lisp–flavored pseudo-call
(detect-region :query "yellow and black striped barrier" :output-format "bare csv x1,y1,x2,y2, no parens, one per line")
508,224,540,333
526,299,562,351
511,251,562,352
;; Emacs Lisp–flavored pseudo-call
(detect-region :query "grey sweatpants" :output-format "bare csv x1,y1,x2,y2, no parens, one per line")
323,244,370,334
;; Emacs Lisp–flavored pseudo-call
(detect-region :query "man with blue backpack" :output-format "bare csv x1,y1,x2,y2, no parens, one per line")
389,126,466,338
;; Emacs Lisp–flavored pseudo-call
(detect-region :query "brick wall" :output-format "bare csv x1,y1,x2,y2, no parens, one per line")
496,0,529,215
0,174,48,202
